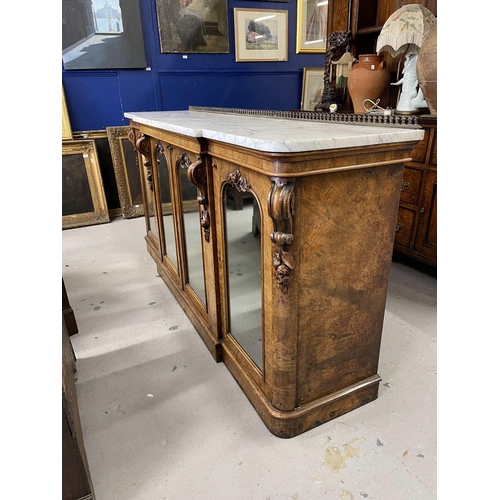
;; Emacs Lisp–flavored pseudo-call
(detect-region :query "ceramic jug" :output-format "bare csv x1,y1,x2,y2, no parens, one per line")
347,54,390,114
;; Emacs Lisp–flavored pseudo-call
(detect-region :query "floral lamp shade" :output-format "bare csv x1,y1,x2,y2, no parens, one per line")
376,4,437,58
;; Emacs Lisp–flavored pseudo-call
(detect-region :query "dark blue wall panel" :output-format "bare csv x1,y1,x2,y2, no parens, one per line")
158,70,303,111
63,72,121,131
62,0,326,131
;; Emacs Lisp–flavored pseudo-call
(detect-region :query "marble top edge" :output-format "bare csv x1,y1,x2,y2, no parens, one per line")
124,110,424,153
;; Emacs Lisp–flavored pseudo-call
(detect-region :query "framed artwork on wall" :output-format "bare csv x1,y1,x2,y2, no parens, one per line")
296,0,328,54
156,0,230,54
62,0,147,70
62,140,110,229
301,67,324,110
107,126,145,219
234,8,288,62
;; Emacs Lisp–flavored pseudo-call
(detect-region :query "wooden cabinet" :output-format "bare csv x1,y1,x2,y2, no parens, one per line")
394,117,437,266
127,108,423,438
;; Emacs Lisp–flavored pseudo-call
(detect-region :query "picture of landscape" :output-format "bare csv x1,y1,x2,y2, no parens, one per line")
245,18,279,50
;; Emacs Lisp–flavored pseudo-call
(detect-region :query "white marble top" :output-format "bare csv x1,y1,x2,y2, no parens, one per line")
124,110,424,153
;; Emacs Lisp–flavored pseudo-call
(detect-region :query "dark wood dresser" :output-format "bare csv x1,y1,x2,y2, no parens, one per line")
394,116,437,266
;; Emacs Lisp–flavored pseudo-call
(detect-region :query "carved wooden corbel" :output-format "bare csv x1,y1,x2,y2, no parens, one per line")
268,178,295,293
136,134,153,191
127,127,137,152
183,152,210,243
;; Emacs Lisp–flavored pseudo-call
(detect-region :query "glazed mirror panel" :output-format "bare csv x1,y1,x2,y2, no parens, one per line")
223,185,262,369
179,164,206,305
155,143,177,269
142,154,157,239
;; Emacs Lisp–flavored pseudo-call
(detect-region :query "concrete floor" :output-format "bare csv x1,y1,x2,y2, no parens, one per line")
62,216,437,500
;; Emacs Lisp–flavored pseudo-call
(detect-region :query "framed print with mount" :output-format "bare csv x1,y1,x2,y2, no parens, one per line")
301,67,324,110
296,0,328,53
234,8,288,62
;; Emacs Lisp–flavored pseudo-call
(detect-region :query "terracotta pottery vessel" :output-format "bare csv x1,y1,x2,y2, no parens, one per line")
416,27,437,116
347,54,391,114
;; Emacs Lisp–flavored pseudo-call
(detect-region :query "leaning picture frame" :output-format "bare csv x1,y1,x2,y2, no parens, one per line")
296,0,328,53
72,129,122,218
106,126,145,219
234,8,288,62
62,140,110,229
62,87,72,140
301,67,325,111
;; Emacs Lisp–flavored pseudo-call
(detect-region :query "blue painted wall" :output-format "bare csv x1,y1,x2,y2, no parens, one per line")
62,0,326,131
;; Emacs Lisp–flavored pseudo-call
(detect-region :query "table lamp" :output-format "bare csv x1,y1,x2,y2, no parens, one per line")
376,4,436,114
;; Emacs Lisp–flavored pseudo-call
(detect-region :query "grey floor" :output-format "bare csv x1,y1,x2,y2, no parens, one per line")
62,216,437,500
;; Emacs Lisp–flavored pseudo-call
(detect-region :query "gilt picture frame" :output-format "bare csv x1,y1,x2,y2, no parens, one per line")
234,8,288,62
107,126,145,219
301,67,325,111
62,140,110,229
62,87,72,140
72,130,122,218
296,0,328,54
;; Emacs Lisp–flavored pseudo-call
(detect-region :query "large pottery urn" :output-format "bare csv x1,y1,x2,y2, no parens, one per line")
416,27,437,116
347,54,391,114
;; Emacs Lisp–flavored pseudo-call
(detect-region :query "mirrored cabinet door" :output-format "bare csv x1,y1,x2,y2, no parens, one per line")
178,159,206,306
154,141,178,271
223,185,263,370
136,137,158,240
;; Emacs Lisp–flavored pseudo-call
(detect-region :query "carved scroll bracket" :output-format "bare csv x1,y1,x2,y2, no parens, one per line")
136,134,153,191
184,152,210,242
268,178,295,293
127,127,137,152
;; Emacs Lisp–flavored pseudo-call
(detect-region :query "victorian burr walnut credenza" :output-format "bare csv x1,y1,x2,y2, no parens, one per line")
125,107,424,438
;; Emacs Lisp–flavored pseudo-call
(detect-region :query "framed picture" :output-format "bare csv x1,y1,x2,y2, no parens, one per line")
62,87,72,140
156,0,229,54
72,130,122,217
301,67,325,111
234,8,288,62
296,0,328,53
62,140,110,229
107,126,145,219
62,0,147,70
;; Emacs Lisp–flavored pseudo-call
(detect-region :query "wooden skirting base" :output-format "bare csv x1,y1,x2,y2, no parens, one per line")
222,344,380,438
